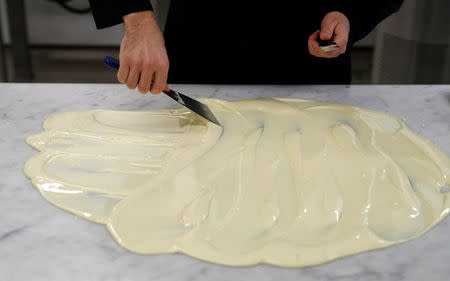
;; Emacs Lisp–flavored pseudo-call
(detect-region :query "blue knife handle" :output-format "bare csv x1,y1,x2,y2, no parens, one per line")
104,56,120,70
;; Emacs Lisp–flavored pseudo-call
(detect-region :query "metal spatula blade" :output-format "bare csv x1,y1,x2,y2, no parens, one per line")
318,39,340,53
163,89,221,126
104,56,221,126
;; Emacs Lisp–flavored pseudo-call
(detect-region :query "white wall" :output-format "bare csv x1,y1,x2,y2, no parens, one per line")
1,0,123,45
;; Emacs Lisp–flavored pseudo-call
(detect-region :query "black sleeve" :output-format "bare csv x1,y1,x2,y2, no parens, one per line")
326,0,404,46
88,0,153,29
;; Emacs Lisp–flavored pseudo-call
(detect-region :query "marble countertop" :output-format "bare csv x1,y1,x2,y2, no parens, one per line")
1,83,449,281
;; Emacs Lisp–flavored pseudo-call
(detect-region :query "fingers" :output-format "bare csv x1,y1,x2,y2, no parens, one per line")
120,56,169,94
117,63,129,84
163,85,170,92
309,12,350,58
309,30,339,58
138,68,153,94
119,52,169,94
333,23,349,53
308,30,321,56
118,19,169,94
320,15,338,41
124,62,169,95
308,30,342,59
319,16,340,58
320,49,342,59
151,60,169,94
126,66,140,90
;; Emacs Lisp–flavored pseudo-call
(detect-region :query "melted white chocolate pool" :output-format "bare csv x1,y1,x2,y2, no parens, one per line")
24,98,450,267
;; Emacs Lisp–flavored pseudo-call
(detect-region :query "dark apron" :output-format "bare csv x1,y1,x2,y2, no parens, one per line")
164,0,351,84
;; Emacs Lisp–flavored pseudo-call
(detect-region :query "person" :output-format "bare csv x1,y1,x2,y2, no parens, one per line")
88,0,404,94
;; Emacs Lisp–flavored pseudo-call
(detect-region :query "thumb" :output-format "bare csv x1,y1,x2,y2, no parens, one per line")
320,16,337,40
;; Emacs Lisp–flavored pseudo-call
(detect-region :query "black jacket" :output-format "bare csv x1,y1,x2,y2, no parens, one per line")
89,0,404,84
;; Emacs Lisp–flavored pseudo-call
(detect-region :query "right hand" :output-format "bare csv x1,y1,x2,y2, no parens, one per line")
119,11,169,94
307,11,350,59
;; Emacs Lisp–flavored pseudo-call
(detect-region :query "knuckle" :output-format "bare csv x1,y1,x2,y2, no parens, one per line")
157,59,169,69
142,57,153,68
121,54,131,64
133,58,143,68
142,61,152,69
162,59,170,69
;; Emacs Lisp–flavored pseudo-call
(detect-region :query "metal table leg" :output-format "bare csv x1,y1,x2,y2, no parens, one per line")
6,0,32,82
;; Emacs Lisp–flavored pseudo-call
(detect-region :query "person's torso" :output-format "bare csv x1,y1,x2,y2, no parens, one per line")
164,0,351,84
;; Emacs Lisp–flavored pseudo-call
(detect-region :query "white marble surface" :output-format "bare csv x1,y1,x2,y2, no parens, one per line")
0,83,449,281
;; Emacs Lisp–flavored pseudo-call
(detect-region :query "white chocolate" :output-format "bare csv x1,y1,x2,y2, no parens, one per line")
24,98,450,267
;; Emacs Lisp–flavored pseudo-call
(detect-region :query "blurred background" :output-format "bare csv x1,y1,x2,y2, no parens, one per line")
0,0,448,84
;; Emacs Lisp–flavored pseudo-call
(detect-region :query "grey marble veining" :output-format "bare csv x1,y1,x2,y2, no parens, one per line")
0,83,449,281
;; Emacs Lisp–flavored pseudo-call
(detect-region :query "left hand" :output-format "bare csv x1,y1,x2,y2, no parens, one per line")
308,11,350,58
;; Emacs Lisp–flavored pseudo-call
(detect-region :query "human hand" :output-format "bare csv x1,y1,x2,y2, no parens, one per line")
308,11,350,58
119,11,170,94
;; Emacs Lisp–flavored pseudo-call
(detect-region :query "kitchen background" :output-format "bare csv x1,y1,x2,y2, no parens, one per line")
0,0,448,84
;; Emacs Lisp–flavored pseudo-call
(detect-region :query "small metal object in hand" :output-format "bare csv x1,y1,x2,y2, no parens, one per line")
318,39,340,53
